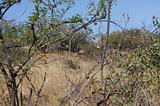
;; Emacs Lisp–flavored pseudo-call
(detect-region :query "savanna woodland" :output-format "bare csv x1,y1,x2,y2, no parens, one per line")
0,0,160,106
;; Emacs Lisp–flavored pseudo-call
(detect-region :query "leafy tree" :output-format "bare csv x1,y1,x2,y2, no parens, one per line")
0,0,78,106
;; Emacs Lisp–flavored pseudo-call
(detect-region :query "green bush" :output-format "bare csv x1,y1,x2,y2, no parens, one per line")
120,42,160,72
100,29,153,50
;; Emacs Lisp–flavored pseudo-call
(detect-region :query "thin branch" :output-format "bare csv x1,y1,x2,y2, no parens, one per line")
34,73,46,106
0,1,20,19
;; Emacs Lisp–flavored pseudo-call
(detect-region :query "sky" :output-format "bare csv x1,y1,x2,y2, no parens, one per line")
3,0,160,32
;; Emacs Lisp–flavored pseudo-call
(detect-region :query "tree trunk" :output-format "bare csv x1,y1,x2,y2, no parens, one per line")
10,76,19,106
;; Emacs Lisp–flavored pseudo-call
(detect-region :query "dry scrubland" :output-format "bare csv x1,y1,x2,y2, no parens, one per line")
0,51,100,106
1,0,160,106
0,50,160,106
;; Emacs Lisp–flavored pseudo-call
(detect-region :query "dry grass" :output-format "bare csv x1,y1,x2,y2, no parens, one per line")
20,52,97,106
0,51,132,106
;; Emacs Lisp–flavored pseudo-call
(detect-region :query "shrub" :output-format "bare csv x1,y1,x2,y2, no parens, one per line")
99,29,153,50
